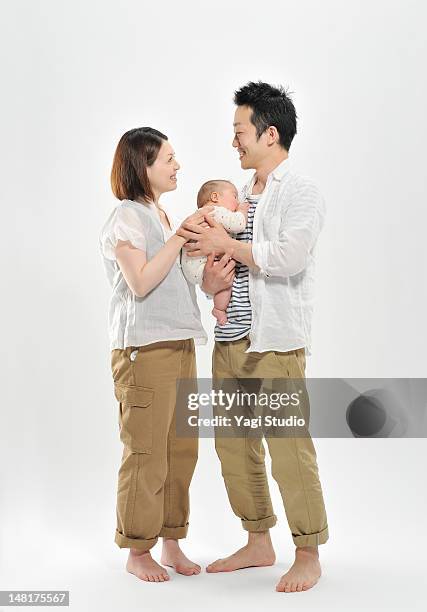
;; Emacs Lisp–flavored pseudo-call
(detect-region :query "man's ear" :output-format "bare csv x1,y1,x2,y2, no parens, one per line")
267,126,280,146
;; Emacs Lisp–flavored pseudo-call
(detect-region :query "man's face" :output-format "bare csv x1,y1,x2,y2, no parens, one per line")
232,105,267,170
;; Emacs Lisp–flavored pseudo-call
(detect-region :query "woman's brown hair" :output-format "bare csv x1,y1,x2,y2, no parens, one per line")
110,127,168,202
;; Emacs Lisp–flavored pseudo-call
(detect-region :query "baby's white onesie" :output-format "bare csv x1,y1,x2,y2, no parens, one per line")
181,206,246,285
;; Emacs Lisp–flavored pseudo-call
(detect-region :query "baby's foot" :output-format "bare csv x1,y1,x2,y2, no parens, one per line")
212,307,227,326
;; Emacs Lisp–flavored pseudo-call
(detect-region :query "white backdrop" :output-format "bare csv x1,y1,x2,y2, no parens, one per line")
1,1,426,611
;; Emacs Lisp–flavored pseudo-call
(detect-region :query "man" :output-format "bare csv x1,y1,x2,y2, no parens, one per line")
176,81,329,593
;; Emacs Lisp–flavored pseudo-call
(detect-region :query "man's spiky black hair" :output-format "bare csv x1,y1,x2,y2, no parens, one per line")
233,81,297,150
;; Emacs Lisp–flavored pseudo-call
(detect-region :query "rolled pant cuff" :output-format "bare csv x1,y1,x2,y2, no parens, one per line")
292,525,329,547
115,529,158,552
159,523,189,539
242,514,277,532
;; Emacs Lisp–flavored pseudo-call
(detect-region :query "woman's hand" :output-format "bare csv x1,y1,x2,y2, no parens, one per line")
175,206,215,241
177,213,234,257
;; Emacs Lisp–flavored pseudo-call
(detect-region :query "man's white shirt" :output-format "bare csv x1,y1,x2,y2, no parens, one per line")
204,156,326,356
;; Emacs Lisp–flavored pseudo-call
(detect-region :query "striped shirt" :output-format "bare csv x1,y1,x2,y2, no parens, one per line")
214,192,261,341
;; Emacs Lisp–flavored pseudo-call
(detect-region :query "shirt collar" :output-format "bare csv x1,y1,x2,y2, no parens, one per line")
271,156,291,181
246,156,291,194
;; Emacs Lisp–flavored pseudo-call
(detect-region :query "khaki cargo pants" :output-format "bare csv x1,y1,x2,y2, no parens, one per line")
212,335,329,547
111,338,198,551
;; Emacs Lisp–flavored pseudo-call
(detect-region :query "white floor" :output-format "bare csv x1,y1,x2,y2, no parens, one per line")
1,439,426,612
1,542,424,612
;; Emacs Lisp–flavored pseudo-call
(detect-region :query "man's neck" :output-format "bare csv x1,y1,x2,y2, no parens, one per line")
253,151,288,192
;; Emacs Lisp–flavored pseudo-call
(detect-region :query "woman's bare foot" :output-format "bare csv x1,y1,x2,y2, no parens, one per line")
161,538,201,576
212,307,228,326
276,546,321,592
206,531,276,572
126,549,170,582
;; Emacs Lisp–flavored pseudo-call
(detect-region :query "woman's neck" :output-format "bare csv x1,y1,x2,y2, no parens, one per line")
151,188,161,207
136,195,160,208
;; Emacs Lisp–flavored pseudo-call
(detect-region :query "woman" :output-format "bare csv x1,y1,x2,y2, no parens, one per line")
99,127,220,582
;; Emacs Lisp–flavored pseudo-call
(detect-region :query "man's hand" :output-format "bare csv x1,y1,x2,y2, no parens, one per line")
201,251,235,295
176,214,234,257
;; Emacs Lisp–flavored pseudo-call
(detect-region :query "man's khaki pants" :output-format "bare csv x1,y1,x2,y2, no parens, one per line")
212,335,329,547
111,338,198,552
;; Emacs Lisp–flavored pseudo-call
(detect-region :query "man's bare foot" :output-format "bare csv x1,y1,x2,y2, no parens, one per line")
206,531,276,573
161,538,201,576
126,548,170,582
276,546,321,593
212,307,227,326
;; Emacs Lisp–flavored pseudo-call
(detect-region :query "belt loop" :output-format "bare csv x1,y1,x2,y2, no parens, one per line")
125,346,136,359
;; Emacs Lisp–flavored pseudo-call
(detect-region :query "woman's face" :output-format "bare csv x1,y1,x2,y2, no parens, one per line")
147,139,180,199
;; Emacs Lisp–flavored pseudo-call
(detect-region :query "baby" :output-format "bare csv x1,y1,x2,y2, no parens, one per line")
181,180,249,326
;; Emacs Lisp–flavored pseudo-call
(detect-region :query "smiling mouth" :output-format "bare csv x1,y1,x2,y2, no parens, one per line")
170,175,177,181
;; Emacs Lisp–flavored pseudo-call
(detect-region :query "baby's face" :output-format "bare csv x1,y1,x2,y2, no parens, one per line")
216,185,239,211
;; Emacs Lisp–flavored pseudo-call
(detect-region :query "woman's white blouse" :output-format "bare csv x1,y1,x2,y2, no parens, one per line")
99,199,208,350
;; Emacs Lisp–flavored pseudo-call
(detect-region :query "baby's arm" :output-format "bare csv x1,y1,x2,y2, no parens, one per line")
237,201,250,222
213,205,248,234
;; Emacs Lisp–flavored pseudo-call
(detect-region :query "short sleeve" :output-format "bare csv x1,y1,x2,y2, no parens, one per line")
100,204,147,261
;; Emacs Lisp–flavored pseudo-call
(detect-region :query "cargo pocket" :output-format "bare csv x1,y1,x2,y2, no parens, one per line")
114,383,154,454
